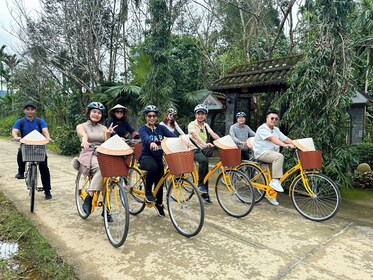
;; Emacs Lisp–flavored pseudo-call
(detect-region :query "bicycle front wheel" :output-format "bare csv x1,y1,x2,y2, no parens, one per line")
237,163,267,203
165,174,195,202
167,177,204,237
215,169,255,218
75,172,90,219
104,179,130,248
291,173,341,221
125,167,146,215
29,164,37,213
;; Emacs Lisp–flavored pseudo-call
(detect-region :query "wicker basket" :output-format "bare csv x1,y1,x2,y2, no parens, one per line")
219,148,241,167
132,143,142,160
165,151,194,175
97,153,128,177
298,150,322,169
21,144,46,162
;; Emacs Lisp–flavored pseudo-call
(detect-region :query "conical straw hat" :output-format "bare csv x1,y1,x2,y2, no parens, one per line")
20,130,48,145
96,134,133,155
161,137,190,154
213,135,238,149
293,138,316,151
108,104,130,116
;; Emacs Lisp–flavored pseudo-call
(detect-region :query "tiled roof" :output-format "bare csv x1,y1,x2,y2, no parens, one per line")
209,54,303,93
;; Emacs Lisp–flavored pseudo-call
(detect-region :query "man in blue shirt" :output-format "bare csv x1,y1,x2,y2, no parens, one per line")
12,101,53,199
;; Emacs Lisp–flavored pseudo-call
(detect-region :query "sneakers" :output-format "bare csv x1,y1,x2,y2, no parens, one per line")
265,195,279,206
145,193,157,203
155,204,166,217
198,184,208,194
201,193,212,204
15,173,25,179
45,192,52,200
269,179,284,192
83,195,93,215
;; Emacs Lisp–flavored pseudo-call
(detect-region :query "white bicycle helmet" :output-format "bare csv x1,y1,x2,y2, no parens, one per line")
144,105,159,115
87,101,106,112
236,112,247,118
167,108,177,115
194,104,208,114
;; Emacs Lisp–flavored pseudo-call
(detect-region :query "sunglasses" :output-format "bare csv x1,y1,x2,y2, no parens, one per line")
270,117,279,121
147,114,158,119
115,110,124,114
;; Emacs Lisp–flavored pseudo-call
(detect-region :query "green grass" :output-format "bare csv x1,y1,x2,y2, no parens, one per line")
0,191,78,279
341,188,373,200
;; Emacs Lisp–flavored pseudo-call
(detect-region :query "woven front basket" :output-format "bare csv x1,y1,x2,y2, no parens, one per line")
97,153,128,177
21,144,46,162
298,150,322,169
219,148,241,167
132,143,142,160
165,151,194,175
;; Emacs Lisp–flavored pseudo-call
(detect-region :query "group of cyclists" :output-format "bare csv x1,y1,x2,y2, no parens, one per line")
12,99,294,218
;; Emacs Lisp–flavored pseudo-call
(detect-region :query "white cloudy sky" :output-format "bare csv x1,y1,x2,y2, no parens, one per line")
0,0,41,52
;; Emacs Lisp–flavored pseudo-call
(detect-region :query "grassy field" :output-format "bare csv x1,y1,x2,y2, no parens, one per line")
0,191,78,280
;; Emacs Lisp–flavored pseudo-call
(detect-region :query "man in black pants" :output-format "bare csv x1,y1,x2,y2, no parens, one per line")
187,104,220,204
11,101,53,200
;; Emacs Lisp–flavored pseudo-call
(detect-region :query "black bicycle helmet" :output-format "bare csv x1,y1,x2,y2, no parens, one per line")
167,108,177,115
144,105,159,115
87,102,106,112
236,112,247,118
194,104,208,114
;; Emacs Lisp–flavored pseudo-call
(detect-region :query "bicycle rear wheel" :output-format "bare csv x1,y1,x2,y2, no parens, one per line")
167,177,204,237
125,167,145,215
75,172,90,219
215,169,255,218
291,173,341,221
104,180,130,248
29,164,37,213
237,163,267,203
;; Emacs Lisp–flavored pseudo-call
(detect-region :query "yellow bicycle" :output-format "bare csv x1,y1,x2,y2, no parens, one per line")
125,142,204,237
237,148,341,221
191,147,255,218
75,151,130,248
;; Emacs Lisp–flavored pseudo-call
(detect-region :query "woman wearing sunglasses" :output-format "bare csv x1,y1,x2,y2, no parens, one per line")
159,108,185,135
106,104,139,139
138,105,177,217
252,109,295,206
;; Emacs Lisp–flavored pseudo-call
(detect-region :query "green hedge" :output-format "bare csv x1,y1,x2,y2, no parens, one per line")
0,115,17,137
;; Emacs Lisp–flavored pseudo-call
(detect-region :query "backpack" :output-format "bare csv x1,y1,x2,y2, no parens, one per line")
20,117,42,137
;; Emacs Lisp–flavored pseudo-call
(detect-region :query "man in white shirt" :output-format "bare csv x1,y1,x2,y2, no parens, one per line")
253,109,294,205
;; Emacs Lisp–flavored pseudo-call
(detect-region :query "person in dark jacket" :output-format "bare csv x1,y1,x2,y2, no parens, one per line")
138,105,176,217
106,104,139,139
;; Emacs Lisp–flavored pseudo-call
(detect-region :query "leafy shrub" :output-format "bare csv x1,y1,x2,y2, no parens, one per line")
323,145,359,189
53,125,80,156
352,143,373,168
0,115,17,137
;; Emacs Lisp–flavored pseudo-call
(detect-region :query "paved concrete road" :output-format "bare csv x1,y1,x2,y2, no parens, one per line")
0,139,372,280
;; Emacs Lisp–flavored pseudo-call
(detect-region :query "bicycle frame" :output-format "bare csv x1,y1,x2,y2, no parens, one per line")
80,176,122,213
200,161,237,193
129,168,175,204
240,151,319,198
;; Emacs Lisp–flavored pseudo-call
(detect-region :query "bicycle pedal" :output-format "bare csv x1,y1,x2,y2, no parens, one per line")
145,202,154,208
37,187,44,192
97,201,103,207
